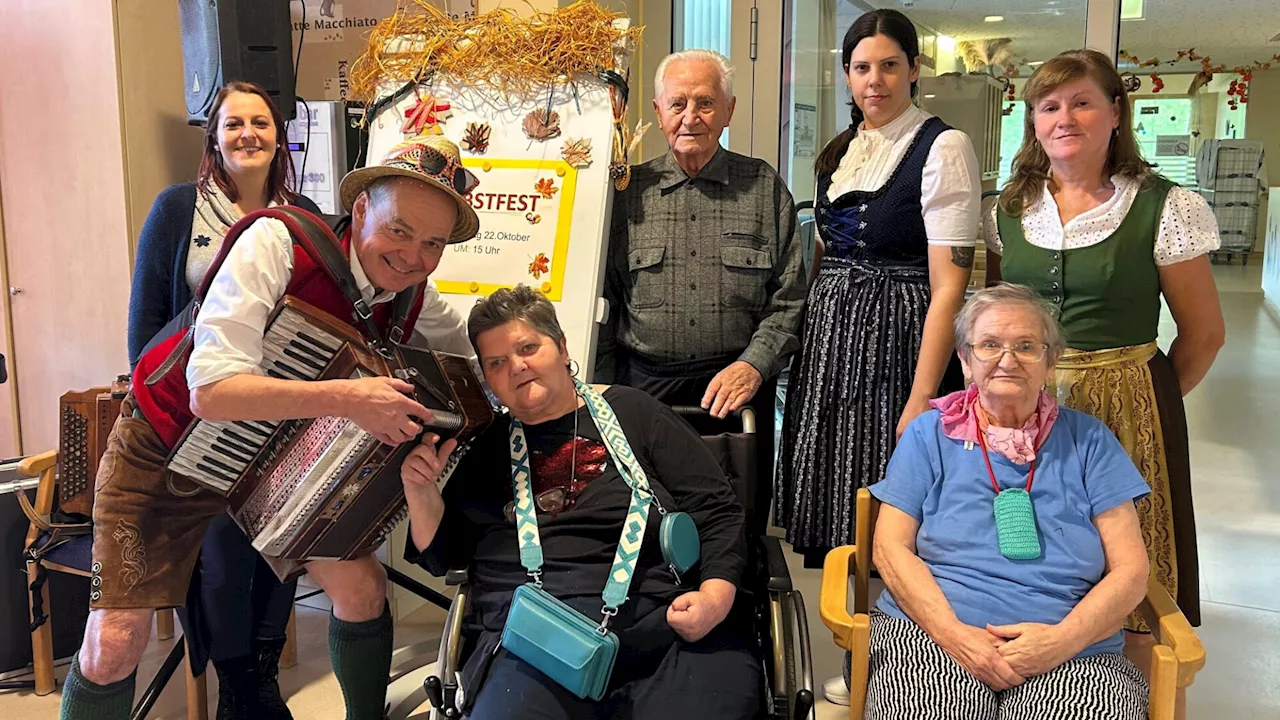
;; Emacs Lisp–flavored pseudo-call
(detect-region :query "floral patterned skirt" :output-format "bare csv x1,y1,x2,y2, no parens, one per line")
1052,342,1199,629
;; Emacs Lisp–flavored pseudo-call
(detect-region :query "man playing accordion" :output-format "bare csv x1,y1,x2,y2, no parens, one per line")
61,136,479,720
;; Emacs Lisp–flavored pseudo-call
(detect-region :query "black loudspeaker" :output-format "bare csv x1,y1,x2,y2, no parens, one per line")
179,0,297,126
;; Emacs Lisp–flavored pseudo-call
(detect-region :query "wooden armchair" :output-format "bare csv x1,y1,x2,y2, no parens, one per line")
819,489,1205,720
16,449,209,719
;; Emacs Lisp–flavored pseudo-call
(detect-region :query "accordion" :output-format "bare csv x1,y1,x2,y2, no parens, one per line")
166,296,493,575
58,381,128,518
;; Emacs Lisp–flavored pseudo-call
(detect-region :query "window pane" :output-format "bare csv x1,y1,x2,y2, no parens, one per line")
671,0,732,148
1119,0,1278,260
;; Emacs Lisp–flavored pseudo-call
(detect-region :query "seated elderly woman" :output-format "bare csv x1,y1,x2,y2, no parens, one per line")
866,283,1151,719
400,285,759,720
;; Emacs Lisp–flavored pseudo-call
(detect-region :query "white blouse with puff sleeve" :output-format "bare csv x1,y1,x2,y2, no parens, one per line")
982,175,1220,266
824,104,981,247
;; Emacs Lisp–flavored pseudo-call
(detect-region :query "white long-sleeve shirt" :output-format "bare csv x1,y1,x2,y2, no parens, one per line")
187,216,471,389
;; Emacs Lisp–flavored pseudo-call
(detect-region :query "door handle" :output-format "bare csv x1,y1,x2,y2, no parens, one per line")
8,287,21,296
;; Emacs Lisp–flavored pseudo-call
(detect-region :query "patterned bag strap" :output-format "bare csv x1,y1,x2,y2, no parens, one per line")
508,382,659,623
509,423,546,578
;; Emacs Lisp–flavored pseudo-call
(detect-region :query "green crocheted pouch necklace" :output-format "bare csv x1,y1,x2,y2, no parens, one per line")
977,431,1042,561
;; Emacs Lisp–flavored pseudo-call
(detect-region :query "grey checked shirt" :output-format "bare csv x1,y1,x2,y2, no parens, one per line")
597,148,807,381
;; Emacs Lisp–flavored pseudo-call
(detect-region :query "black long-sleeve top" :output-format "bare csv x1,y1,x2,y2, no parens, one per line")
405,385,747,632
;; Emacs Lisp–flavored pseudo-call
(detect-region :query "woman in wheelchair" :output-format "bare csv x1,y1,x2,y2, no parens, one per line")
400,285,761,719
866,283,1152,719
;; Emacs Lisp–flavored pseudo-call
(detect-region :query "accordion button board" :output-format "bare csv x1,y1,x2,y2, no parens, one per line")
58,387,126,518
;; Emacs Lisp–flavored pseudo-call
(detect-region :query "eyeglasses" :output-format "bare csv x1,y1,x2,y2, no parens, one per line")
503,488,574,523
968,341,1048,364
415,145,475,195
383,143,478,196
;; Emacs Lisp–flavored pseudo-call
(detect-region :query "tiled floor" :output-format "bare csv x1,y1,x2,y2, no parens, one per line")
3,263,1278,718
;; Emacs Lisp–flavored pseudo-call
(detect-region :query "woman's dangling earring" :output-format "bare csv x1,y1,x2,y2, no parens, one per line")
567,360,580,378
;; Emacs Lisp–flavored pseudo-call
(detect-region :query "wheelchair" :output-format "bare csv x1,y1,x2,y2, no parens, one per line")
417,406,815,720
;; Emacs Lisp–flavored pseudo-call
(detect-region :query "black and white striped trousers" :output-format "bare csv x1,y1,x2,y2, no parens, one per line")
865,612,1148,720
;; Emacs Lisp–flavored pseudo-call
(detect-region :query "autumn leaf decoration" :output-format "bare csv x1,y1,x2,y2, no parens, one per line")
461,122,491,153
523,109,561,141
562,138,592,167
401,93,452,136
528,252,550,279
534,178,558,200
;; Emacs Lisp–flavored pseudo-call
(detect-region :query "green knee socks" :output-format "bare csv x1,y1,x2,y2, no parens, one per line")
329,603,393,720
60,653,136,720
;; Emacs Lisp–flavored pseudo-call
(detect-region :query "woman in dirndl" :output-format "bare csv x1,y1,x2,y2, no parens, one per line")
775,6,979,573
985,49,1225,688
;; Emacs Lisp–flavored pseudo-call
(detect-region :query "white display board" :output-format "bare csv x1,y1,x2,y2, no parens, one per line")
366,74,622,376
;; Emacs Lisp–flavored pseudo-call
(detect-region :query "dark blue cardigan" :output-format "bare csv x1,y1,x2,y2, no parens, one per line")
126,182,321,366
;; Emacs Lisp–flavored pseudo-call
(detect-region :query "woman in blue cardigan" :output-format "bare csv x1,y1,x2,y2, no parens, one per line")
128,81,319,720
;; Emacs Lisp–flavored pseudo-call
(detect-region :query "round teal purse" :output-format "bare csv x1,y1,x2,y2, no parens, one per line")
659,509,700,580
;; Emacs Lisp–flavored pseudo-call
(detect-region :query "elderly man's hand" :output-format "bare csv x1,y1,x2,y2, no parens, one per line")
344,376,435,446
988,622,1076,678
701,361,763,419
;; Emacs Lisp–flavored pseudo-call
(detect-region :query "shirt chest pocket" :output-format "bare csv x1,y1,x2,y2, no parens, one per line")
719,245,772,310
628,247,667,309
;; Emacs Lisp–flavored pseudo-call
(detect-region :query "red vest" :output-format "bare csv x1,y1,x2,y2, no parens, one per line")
131,213,426,448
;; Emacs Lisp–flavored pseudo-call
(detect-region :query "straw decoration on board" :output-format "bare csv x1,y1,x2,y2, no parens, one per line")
348,0,642,104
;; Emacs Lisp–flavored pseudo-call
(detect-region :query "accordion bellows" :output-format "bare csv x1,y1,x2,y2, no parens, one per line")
166,296,493,577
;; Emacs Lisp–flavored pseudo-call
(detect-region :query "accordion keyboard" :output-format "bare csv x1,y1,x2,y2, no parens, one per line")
168,304,347,492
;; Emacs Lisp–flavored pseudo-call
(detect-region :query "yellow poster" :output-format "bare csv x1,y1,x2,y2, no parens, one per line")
432,158,578,301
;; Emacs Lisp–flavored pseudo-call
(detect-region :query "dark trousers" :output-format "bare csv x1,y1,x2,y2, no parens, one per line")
467,606,761,720
178,513,299,671
619,352,777,538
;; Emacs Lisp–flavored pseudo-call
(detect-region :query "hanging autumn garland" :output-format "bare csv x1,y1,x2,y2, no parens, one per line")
1118,48,1280,110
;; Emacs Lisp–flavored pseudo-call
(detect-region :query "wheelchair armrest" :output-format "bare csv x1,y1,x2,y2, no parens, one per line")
761,535,793,593
668,406,756,434
445,568,471,586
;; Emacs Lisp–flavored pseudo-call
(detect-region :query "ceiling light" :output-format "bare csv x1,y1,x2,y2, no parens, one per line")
924,94,936,99
830,48,841,54
1028,61,1044,66
984,15,1004,23
937,34,956,52
1121,0,1144,20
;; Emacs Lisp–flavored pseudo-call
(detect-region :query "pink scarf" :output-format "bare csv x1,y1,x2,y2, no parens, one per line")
929,385,1059,465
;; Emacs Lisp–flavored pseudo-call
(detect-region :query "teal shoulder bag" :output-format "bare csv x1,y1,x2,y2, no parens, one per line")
500,381,698,700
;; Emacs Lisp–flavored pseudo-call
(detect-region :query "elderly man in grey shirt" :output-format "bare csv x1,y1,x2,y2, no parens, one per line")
597,49,807,531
